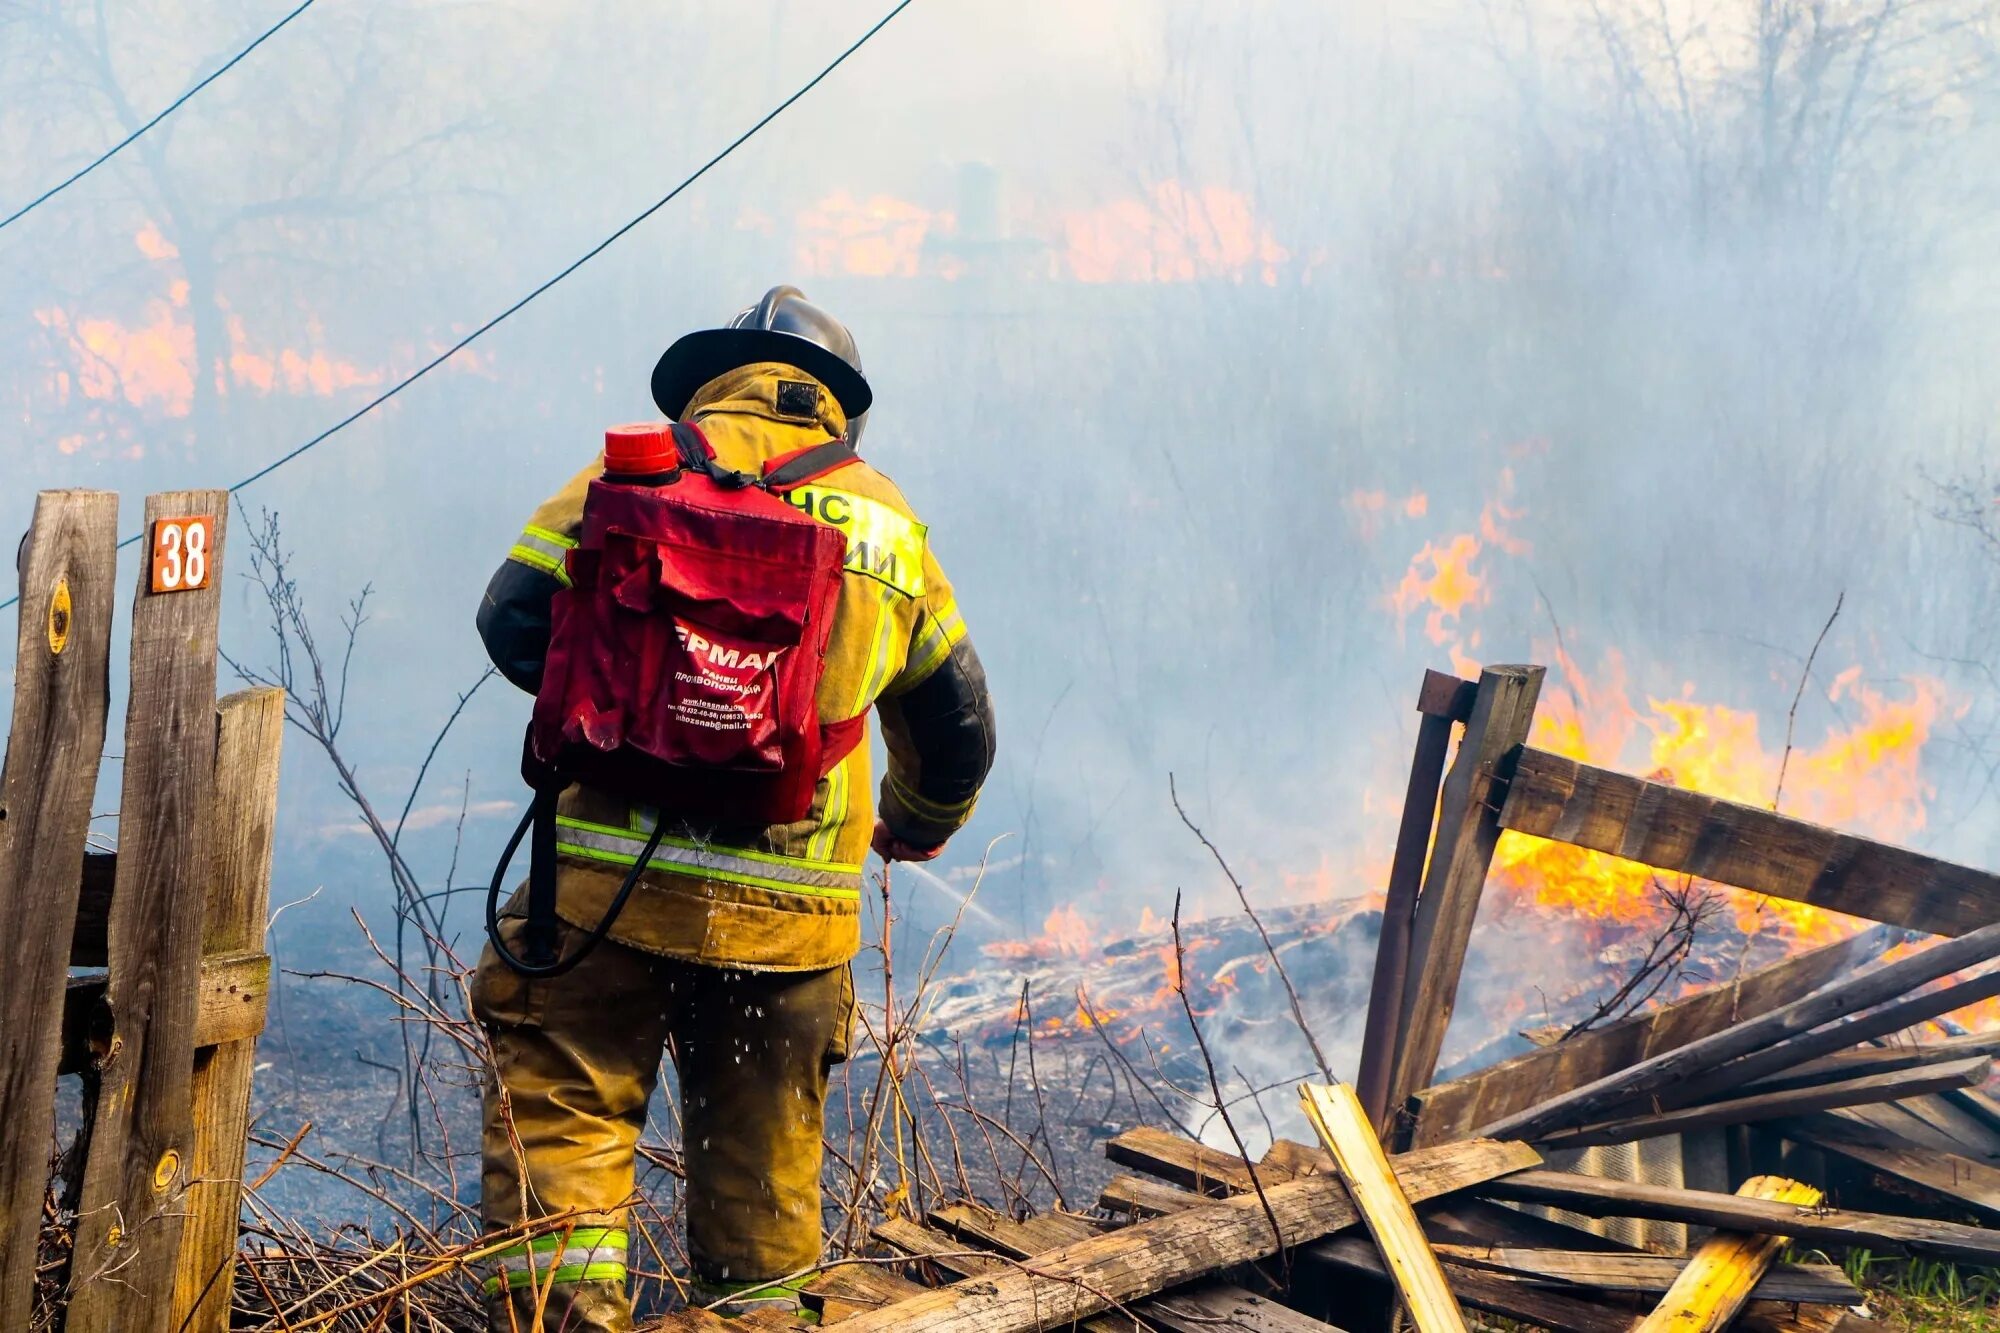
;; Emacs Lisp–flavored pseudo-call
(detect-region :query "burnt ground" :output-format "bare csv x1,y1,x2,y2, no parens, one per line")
221,888,1815,1235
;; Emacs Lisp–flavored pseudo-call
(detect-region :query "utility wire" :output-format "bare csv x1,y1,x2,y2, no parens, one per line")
0,0,321,234
3,0,920,611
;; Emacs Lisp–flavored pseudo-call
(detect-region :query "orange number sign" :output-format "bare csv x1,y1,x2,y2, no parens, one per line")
150,515,215,593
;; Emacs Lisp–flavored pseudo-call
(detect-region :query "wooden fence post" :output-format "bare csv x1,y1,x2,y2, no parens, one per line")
0,491,118,1328
1355,670,1477,1135
69,492,228,1330
1384,664,1544,1138
173,687,285,1332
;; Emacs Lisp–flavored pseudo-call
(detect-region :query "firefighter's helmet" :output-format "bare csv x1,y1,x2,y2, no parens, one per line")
651,286,872,441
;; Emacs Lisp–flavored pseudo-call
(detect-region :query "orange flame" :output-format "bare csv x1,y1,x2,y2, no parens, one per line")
1061,181,1288,285
1491,649,1945,943
31,222,433,453
1389,533,1488,645
984,903,1094,961
1346,489,1429,541
775,180,1290,286
1391,471,1948,957
794,191,955,279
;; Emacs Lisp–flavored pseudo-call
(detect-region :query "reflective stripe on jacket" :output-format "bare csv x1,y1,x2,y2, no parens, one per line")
479,362,995,970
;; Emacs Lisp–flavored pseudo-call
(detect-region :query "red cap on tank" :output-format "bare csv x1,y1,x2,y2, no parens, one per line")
603,423,677,476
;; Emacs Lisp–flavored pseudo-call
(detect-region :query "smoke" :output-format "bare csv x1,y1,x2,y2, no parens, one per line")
4,0,1999,996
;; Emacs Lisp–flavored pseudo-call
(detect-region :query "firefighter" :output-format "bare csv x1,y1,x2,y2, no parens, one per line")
471,286,996,1330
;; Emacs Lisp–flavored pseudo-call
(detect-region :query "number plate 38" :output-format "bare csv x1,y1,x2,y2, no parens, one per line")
150,515,215,593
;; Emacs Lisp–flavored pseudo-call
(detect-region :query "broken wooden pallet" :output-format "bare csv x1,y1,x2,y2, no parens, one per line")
1102,1127,1870,1333
821,1135,1538,1332
659,1128,1537,1331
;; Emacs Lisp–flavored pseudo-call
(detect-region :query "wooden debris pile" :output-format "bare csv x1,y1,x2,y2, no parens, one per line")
646,663,2000,1330
640,1110,2000,1330
1362,668,2000,1241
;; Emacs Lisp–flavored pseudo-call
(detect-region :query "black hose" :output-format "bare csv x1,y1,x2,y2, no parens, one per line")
485,789,667,979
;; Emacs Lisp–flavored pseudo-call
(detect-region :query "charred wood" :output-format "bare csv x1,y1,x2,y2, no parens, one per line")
1474,914,2000,1143
1478,1169,2000,1263
1531,1055,1992,1150
1408,927,1894,1148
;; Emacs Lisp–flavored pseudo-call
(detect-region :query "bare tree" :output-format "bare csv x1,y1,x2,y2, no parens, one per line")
222,504,494,1164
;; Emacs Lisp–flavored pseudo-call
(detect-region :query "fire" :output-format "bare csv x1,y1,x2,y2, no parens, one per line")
1489,651,1945,944
775,179,1290,285
134,222,179,261
1346,489,1429,540
30,221,422,453
1388,473,1947,956
1386,470,1528,656
37,301,195,417
1152,943,1183,1008
1061,180,1288,285
225,314,383,397
794,191,954,280
1389,533,1488,646
983,903,1095,962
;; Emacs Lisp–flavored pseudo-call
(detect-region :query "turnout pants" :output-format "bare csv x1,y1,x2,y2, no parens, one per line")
471,914,854,1332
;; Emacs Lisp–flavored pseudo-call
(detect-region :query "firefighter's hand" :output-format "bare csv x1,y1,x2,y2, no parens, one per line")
872,820,944,863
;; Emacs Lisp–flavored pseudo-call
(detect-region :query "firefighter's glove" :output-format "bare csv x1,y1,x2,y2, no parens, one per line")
872,820,944,864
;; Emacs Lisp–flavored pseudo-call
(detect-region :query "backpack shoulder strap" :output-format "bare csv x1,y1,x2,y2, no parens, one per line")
669,420,713,470
762,439,860,493
670,420,759,489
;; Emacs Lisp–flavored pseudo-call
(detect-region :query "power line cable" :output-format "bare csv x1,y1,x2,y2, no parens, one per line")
2,0,920,611
0,0,321,234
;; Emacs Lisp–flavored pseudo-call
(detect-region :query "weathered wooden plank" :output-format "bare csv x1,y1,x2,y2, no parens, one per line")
70,491,228,1329
1655,968,2000,1113
1733,1033,2000,1099
806,1264,931,1322
1138,1285,1349,1333
1950,1086,2000,1136
1475,913,2000,1143
1299,1082,1466,1333
1408,926,1894,1147
927,1201,1096,1253
0,490,118,1330
1301,1234,1634,1333
1817,1098,2000,1163
59,950,271,1074
1535,1055,1993,1150
1501,747,2000,936
831,1139,1541,1333
1260,1138,1329,1178
926,1203,1343,1333
1783,1109,2000,1222
1431,1247,1856,1304
1107,1124,1286,1195
1478,1169,2000,1263
1314,1238,1860,1333
1107,1159,1858,1329
1633,1176,1822,1333
174,686,285,1333
869,1216,1133,1333
918,1206,1135,1333
1888,1091,2000,1161
871,1216,1007,1277
1101,1173,1215,1218
1388,666,1545,1128
1420,1197,1643,1254
1357,671,1473,1132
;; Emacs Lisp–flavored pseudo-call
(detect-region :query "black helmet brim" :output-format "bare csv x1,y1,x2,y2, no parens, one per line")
651,327,873,422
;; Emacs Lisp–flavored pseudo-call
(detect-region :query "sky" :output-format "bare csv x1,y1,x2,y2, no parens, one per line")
4,0,2000,993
